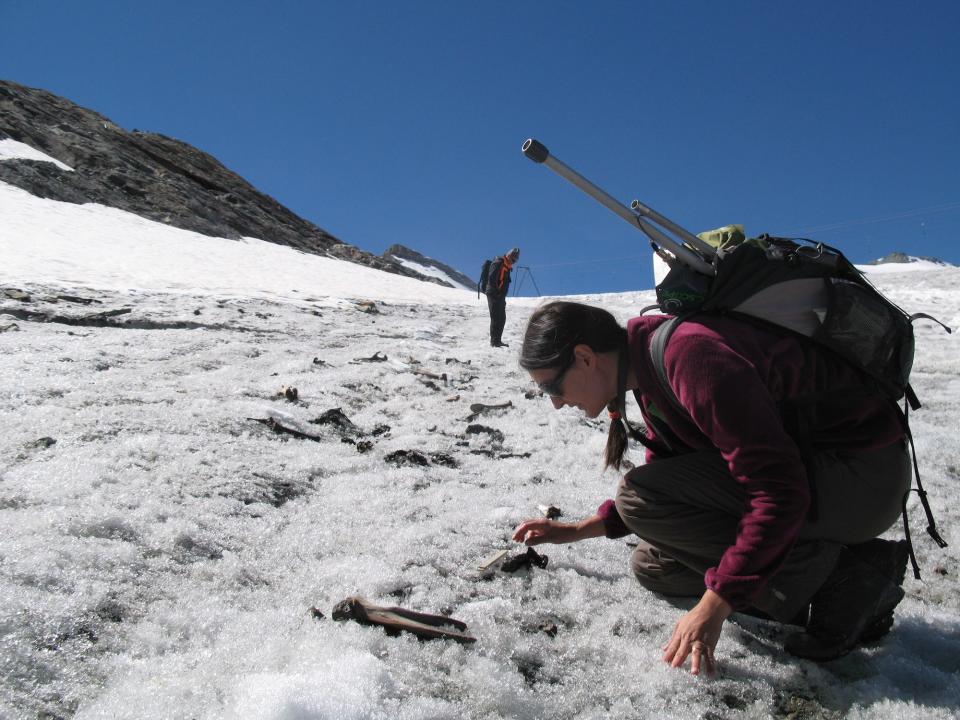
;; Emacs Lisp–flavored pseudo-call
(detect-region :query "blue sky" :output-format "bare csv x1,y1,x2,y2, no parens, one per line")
3,1,958,295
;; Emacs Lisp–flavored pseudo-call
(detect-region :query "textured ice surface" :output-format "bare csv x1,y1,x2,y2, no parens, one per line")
1,182,959,719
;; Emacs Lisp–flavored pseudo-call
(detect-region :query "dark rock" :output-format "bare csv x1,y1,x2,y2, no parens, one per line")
429,452,459,468
29,437,57,449
722,694,748,710
55,294,99,304
309,408,360,436
502,547,549,573
465,424,505,444
352,351,388,363
538,620,559,638
385,449,430,467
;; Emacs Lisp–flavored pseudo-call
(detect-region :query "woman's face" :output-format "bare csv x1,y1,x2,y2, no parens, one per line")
527,345,613,418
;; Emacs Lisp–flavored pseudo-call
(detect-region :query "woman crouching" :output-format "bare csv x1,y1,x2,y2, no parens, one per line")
513,301,910,674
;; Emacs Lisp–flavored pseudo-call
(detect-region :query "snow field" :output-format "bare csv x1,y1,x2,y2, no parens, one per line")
1,180,959,718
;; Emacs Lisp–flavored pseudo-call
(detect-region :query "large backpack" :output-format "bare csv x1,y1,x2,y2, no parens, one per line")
646,226,951,578
478,258,492,297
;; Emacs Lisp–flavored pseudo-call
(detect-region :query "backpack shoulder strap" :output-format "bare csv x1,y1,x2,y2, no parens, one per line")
649,316,687,418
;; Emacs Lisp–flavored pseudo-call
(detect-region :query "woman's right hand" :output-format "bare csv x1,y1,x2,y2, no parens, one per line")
512,513,607,546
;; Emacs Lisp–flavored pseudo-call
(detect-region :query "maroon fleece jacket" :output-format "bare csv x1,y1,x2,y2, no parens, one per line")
597,314,905,609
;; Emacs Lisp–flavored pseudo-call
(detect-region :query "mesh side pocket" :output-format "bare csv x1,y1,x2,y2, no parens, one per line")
820,279,901,382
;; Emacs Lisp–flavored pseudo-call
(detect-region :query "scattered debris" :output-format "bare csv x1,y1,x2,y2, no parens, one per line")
28,437,57,450
478,548,509,570
355,300,380,314
469,449,532,460
278,385,299,401
384,449,458,468
465,424,505,444
87,308,133,321
331,596,475,643
538,620,559,638
466,401,513,421
385,449,430,467
55,294,99,305
309,607,326,621
193,309,201,315
248,417,323,442
538,504,562,520
239,473,304,508
469,401,512,414
352,351,388,363
310,408,359,434
721,693,748,711
445,357,471,365
429,452,459,468
413,369,445,380
935,566,948,576
370,424,390,436
445,394,460,402
3,288,30,301
356,440,374,453
312,357,329,366
524,389,541,400
502,547,549,573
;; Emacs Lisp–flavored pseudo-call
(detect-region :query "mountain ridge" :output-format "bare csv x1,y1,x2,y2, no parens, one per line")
0,79,459,287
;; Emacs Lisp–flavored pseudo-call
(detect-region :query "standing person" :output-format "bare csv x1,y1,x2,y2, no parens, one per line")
512,300,912,674
485,247,520,347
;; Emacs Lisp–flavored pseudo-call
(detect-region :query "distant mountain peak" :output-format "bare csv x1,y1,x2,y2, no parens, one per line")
866,251,953,267
382,244,475,291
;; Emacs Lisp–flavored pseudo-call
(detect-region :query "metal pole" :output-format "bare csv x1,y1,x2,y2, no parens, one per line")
630,200,717,258
521,139,716,277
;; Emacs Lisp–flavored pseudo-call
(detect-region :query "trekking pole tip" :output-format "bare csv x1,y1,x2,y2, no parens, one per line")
522,138,549,163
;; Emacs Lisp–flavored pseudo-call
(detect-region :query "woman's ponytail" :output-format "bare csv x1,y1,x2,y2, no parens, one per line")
602,345,646,470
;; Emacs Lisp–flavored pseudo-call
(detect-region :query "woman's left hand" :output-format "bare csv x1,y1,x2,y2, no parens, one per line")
662,589,732,676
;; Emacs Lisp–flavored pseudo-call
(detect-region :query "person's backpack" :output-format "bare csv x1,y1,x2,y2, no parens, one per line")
646,226,952,578
478,258,492,297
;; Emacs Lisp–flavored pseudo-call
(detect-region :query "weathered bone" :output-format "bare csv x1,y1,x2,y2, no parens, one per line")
331,596,476,644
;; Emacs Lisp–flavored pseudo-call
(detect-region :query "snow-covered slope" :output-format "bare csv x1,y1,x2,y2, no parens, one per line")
2,180,959,719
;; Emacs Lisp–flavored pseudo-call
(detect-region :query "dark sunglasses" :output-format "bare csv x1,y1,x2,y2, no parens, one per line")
537,354,575,397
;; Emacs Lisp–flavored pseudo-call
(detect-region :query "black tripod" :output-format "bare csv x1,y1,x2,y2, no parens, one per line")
510,265,541,296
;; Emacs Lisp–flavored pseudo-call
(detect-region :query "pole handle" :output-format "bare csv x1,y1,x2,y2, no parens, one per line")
522,138,549,163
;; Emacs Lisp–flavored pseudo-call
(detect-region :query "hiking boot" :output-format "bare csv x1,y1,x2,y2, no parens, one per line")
784,547,905,661
849,539,910,643
491,341,509,347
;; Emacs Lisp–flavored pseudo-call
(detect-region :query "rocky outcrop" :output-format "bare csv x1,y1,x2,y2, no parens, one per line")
0,80,440,282
383,244,475,290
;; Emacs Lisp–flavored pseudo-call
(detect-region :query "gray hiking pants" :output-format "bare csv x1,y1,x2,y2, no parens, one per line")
615,440,911,621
